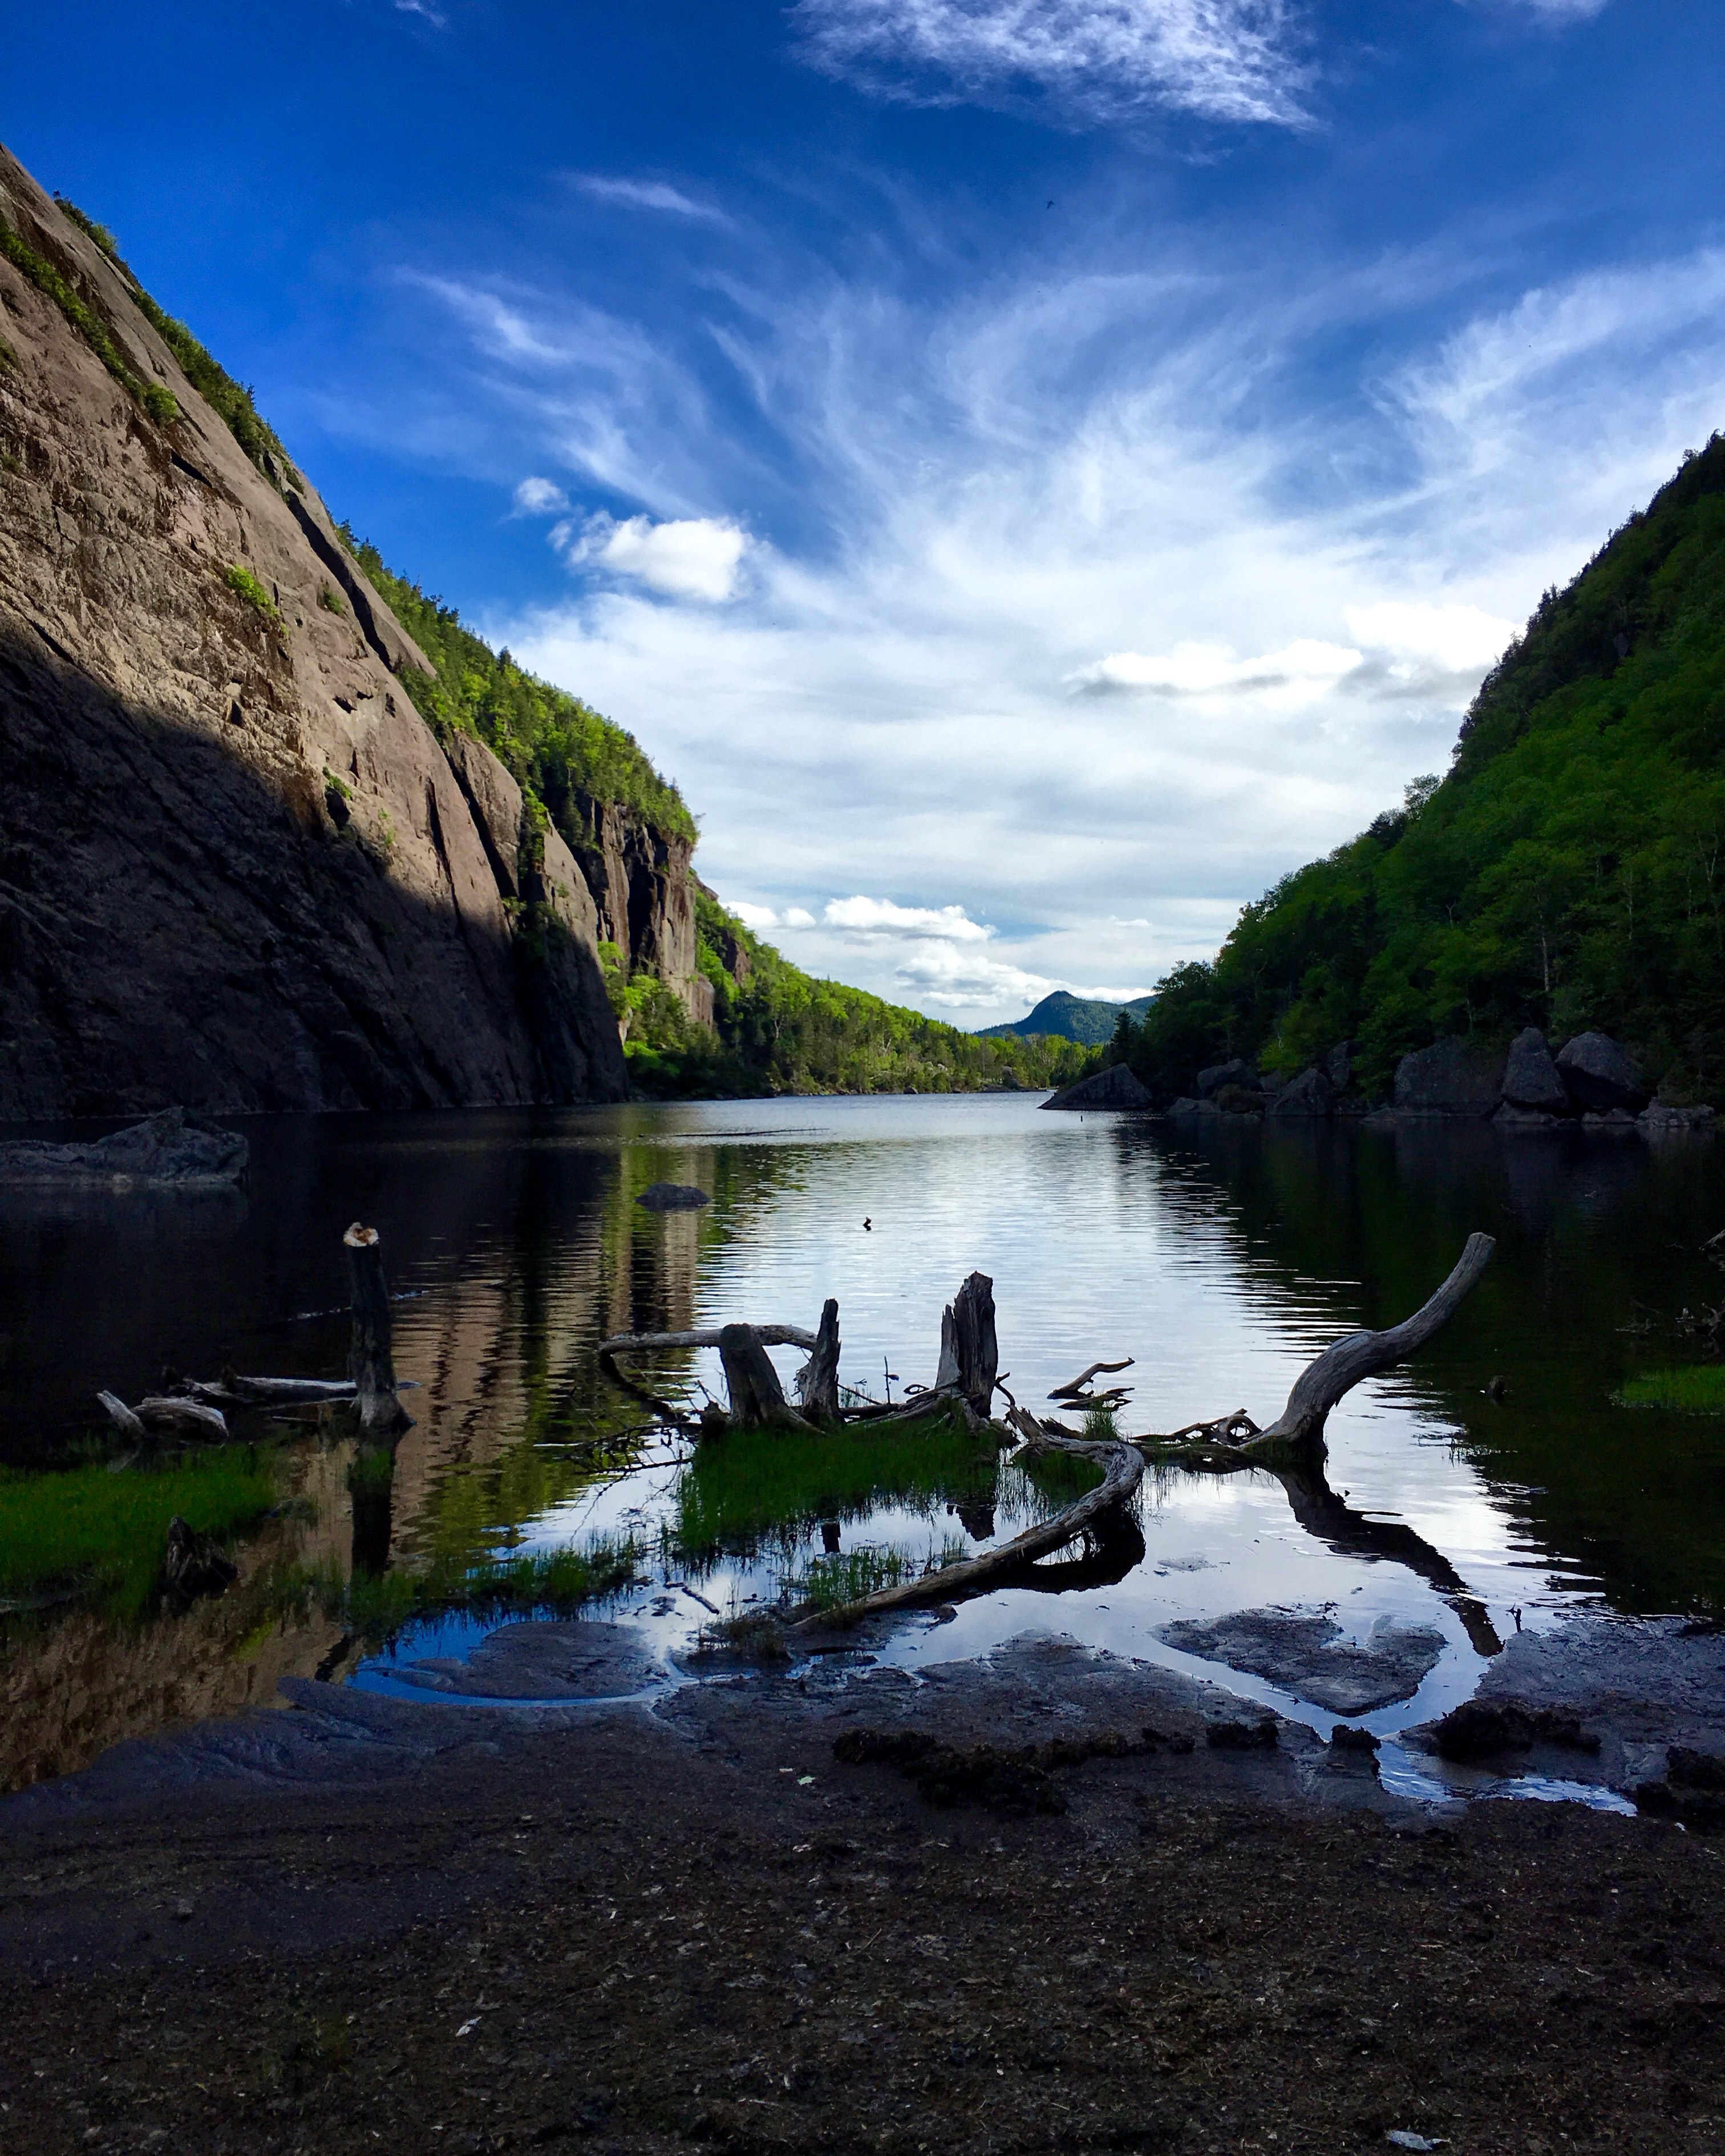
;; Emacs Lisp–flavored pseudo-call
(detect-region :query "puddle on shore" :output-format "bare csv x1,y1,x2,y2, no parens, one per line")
3,1096,1723,1801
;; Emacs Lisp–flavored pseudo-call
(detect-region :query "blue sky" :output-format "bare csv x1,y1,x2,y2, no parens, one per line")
7,1,1724,1020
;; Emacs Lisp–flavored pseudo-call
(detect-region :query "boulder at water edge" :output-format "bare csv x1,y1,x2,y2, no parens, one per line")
0,1108,247,1188
1195,1058,1257,1098
1042,1063,1153,1111
1556,1031,1648,1113
1266,1067,1335,1118
1393,1037,1507,1117
1501,1027,1570,1113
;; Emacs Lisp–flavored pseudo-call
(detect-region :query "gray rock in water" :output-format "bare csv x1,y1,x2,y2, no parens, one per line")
1393,1037,1507,1117
1196,1057,1257,1099
1265,1066,1334,1118
0,1107,247,1188
1639,1102,1716,1135
635,1182,710,1211
1158,1608,1447,1716
1556,1030,1647,1113
1042,1064,1152,1111
1493,1102,1564,1134
1501,1026,1569,1113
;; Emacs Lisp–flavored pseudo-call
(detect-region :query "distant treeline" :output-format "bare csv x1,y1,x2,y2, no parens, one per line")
620,897,1088,1097
1109,436,1725,1105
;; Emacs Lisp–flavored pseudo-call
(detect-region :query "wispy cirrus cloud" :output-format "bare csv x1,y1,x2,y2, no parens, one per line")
790,0,1314,127
570,174,732,224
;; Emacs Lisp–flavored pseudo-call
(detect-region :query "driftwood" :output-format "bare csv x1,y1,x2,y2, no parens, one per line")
96,1390,145,1440
597,1325,819,1355
796,1300,842,1419
1241,1232,1496,1453
345,1223,410,1436
1049,1358,1134,1401
797,1416,1145,1629
135,1395,229,1439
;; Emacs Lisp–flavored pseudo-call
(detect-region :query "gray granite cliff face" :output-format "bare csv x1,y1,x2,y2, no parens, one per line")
0,148,665,1117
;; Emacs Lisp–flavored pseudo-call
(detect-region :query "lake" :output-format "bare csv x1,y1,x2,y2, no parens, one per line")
2,1095,1722,1794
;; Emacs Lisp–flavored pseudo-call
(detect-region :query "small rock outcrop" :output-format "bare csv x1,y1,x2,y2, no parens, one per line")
634,1182,710,1212
1196,1058,1257,1098
1501,1027,1569,1113
1557,1032,1648,1113
0,1108,246,1187
1042,1063,1153,1111
1393,1037,1507,1117
1265,1066,1334,1118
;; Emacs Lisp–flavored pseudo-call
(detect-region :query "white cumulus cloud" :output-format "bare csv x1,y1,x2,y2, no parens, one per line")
561,513,750,602
791,0,1313,127
1074,638,1363,697
1344,602,1516,673
512,475,569,516
824,895,994,942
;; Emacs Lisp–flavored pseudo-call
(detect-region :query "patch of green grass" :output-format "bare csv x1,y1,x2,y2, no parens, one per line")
224,563,278,619
796,1534,970,1611
1614,1366,1725,1415
0,220,179,426
281,1535,641,1647
670,1408,998,1560
0,1451,278,1618
318,584,345,614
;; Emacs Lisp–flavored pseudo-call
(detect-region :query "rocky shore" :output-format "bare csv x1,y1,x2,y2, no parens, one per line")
3,1623,1723,2155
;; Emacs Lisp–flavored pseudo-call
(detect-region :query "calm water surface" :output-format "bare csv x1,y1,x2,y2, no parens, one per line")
2,1096,1722,1792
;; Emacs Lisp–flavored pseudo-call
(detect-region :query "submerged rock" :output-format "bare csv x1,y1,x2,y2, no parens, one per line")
1501,1026,1569,1113
1556,1030,1647,1113
1159,1608,1447,1716
1041,1064,1152,1111
1393,1037,1507,1117
635,1182,710,1211
0,1108,247,1188
388,1620,662,1701
1640,1102,1716,1135
1493,1102,1565,1134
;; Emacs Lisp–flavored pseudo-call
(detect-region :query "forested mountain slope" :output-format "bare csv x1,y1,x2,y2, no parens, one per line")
1119,436,1725,1105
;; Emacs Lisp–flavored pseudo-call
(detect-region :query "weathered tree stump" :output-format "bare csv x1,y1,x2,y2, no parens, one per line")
344,1223,410,1435
948,1271,998,1419
718,1322,807,1430
161,1515,238,1603
796,1299,842,1420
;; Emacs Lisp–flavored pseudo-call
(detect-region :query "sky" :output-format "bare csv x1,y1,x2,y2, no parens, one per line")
6,1,1724,1024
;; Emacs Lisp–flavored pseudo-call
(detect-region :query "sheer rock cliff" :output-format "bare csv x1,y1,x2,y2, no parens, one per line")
0,148,689,1118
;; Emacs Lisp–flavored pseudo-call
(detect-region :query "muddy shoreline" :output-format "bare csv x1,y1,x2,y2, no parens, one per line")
3,1625,1724,2155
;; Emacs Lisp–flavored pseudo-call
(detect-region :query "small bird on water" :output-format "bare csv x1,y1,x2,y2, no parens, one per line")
863,1217,872,1230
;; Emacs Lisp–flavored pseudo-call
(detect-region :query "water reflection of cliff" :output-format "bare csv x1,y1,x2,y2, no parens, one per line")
1127,1118,1725,1615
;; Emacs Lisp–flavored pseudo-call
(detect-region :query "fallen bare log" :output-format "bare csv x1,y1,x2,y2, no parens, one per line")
795,1414,1144,1630
1048,1358,1134,1401
95,1390,145,1440
135,1395,229,1439
596,1325,819,1356
175,1374,360,1409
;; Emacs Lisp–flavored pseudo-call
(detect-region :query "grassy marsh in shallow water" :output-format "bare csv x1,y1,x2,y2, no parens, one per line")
276,1536,642,1647
0,1451,277,1616
1615,1366,1725,1415
796,1537,969,1611
669,1409,998,1560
